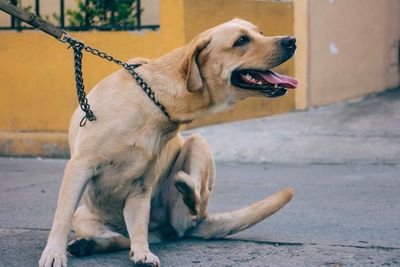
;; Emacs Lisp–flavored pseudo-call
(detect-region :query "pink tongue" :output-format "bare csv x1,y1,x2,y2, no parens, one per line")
258,70,298,89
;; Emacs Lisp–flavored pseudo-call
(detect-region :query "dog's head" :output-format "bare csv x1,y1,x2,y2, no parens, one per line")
180,19,297,107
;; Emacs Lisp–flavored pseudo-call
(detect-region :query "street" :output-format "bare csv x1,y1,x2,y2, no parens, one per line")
1,88,400,266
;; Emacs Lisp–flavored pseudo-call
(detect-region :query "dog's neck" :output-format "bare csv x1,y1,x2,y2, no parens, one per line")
137,47,228,124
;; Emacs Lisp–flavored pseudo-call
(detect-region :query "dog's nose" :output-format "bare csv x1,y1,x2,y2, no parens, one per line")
280,36,296,52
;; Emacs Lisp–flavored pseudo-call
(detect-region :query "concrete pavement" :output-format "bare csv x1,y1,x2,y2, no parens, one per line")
1,88,400,266
185,88,400,165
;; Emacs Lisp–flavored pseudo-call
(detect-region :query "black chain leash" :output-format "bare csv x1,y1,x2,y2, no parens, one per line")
69,41,96,127
63,33,171,127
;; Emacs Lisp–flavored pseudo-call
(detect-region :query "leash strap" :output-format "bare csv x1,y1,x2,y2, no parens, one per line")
0,0,171,126
0,1,64,40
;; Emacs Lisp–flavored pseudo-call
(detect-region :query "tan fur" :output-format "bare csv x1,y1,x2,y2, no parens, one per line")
39,19,295,267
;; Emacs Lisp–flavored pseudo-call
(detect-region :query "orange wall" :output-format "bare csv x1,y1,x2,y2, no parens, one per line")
0,30,166,132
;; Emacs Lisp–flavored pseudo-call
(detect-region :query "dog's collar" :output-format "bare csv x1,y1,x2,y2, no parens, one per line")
124,64,172,121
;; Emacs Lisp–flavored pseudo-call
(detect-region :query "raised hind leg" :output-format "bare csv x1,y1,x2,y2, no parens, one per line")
167,134,294,239
167,134,216,236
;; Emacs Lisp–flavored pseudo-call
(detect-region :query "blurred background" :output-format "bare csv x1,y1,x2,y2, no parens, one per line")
0,0,399,158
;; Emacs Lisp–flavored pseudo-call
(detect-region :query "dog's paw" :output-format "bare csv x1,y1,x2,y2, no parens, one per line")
39,246,67,267
129,249,160,267
67,238,96,257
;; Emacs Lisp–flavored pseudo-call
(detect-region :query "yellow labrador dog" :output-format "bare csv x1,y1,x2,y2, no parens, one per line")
39,19,297,267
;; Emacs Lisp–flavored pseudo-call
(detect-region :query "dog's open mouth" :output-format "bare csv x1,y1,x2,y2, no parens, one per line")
231,69,298,98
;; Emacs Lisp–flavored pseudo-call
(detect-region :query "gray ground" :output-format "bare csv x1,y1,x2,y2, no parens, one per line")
1,88,400,266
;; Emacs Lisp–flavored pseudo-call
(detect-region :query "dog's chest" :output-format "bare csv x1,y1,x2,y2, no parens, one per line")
85,132,179,211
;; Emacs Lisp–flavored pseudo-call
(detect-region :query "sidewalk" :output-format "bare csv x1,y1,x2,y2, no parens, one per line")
184,88,400,165
1,88,399,266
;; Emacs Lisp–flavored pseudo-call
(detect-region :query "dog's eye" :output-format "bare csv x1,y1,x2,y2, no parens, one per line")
233,36,250,47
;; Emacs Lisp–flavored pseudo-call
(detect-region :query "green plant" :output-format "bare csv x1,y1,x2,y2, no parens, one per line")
66,0,140,28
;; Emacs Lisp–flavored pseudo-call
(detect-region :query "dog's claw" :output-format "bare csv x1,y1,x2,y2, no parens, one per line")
39,246,67,267
129,250,160,267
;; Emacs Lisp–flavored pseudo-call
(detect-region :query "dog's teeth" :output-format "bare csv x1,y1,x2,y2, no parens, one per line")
242,73,265,85
274,84,279,88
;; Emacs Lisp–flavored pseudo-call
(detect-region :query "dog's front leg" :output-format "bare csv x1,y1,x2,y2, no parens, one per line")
124,191,160,267
39,158,93,267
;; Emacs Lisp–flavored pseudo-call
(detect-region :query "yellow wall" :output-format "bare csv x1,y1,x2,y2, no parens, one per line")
0,31,165,132
0,0,186,133
0,0,295,157
4,0,398,157
0,0,187,132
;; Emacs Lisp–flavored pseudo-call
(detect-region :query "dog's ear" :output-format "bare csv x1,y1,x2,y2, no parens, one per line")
174,171,200,215
181,37,211,92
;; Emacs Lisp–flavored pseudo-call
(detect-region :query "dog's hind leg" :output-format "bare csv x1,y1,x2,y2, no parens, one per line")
171,136,294,240
67,205,130,256
165,134,216,237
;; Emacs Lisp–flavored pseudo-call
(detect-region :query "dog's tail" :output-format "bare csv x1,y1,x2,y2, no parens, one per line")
186,187,294,239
